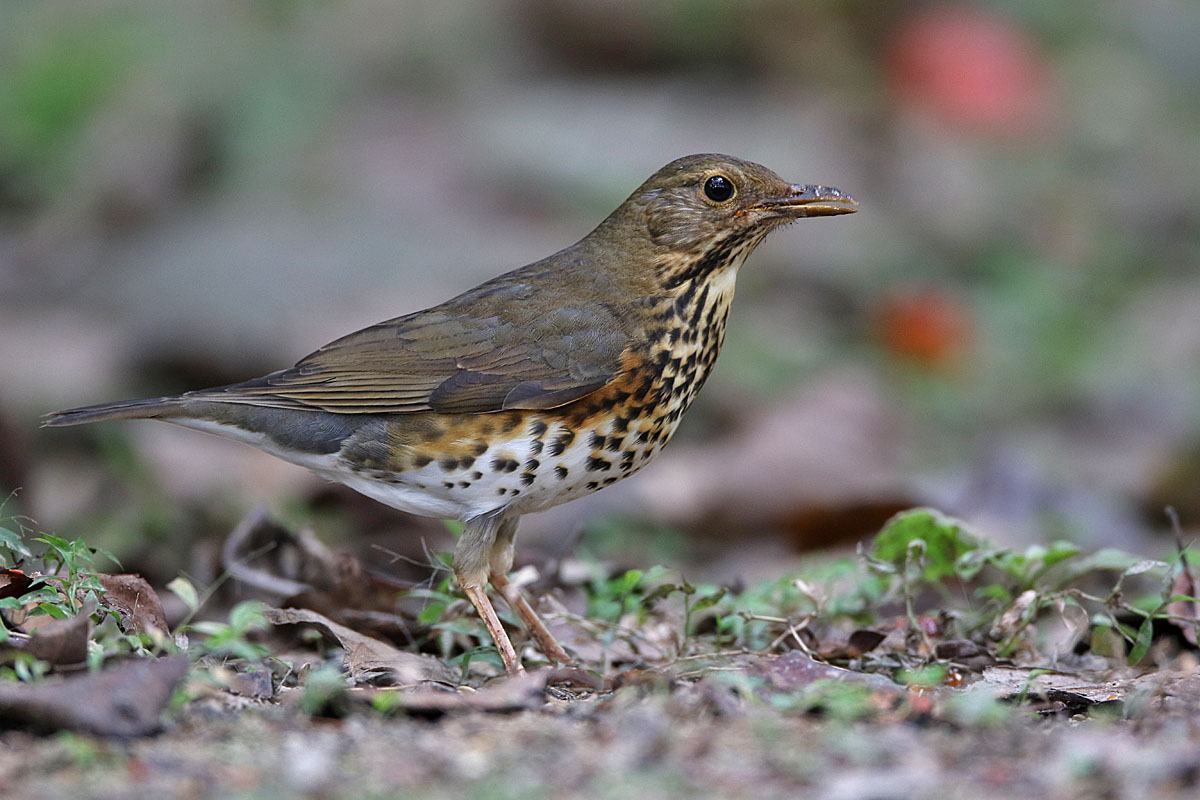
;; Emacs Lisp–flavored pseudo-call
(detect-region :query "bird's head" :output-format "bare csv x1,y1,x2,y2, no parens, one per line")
628,153,857,253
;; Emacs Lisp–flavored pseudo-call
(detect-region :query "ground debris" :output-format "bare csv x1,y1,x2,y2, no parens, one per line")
264,606,456,686
96,573,169,636
2,610,90,669
0,656,187,736
371,668,585,716
0,568,36,601
222,508,420,644
752,649,904,698
978,665,1126,714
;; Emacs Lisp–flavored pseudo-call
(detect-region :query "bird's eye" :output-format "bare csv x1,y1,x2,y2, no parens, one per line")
703,175,735,203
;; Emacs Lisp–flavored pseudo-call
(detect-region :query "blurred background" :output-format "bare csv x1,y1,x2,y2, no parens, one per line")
2,0,1199,589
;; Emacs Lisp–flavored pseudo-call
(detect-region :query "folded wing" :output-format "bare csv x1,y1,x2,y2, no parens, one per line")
190,282,632,415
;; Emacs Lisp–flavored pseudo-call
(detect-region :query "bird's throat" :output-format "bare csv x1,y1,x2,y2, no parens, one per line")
655,227,769,291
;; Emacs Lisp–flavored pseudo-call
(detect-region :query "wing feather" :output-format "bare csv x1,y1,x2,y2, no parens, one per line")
183,276,635,415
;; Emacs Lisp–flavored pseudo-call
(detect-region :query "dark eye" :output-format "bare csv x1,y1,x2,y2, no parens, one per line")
703,175,734,203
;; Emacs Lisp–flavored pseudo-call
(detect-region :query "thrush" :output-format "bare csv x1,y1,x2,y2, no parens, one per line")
45,154,857,675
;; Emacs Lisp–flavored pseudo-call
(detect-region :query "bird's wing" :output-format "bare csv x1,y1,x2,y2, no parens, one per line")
189,281,632,414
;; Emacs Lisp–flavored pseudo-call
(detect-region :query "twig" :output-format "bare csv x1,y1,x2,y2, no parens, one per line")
740,611,815,655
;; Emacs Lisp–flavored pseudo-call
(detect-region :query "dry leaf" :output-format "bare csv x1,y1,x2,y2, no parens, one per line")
980,665,1126,711
97,574,169,636
5,611,90,669
264,606,456,686
0,656,187,736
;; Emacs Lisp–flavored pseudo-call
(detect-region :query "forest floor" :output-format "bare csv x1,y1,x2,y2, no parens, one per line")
3,507,1200,799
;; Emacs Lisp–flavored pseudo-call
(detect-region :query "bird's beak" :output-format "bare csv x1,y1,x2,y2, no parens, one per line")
753,184,859,217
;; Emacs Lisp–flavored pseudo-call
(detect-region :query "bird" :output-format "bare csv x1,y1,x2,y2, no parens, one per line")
45,154,857,676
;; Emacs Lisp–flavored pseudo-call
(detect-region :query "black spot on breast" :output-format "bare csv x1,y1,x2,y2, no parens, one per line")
412,454,433,468
528,419,548,437
459,456,475,469
555,466,568,480
525,459,540,472
689,284,710,327
606,436,623,452
472,442,489,456
612,416,630,433
439,458,459,472
586,457,611,472
491,457,519,473
586,481,599,491
590,433,606,450
547,429,575,457
442,481,455,490
674,282,698,316
471,471,483,481
520,473,535,486
529,440,544,456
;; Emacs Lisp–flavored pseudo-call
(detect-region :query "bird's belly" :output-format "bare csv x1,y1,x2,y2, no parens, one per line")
334,400,685,519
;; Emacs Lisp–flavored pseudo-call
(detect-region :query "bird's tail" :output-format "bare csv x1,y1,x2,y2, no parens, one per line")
42,396,185,427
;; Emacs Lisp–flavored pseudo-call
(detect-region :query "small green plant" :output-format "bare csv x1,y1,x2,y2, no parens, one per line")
0,650,52,682
772,679,880,722
863,507,1195,664
298,661,352,717
410,555,509,669
0,518,32,565
187,601,271,661
0,523,121,647
32,534,119,616
587,567,666,623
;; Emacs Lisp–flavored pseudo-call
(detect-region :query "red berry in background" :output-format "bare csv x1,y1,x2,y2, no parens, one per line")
887,6,1054,134
877,290,972,369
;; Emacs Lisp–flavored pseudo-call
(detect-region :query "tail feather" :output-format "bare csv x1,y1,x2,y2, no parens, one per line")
42,396,185,427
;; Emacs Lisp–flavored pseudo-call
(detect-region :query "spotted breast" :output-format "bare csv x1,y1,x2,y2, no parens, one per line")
332,229,760,520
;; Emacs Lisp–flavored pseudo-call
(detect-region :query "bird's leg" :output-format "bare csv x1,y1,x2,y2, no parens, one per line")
455,511,524,676
458,578,524,676
490,571,571,665
488,515,571,665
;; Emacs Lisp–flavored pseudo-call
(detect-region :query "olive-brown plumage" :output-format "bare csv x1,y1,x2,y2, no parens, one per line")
45,154,857,674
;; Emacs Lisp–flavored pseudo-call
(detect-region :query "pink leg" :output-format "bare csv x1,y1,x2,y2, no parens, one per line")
490,571,571,664
460,577,524,676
